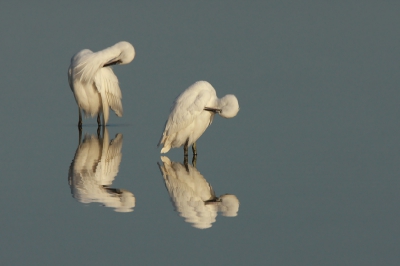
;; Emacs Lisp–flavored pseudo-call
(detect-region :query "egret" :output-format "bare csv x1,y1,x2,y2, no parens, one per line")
158,156,239,229
68,128,135,212
68,41,135,127
158,81,239,157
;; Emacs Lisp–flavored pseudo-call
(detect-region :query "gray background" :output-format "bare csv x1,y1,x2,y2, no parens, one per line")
0,1,399,265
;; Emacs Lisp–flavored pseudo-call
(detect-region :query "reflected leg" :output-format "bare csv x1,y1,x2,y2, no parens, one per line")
78,107,82,129
192,154,197,168
78,126,82,145
97,113,101,126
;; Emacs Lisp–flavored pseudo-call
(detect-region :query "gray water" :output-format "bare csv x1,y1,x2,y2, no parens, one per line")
1,1,399,265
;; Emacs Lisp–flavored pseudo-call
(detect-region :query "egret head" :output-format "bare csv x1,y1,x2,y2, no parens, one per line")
218,94,239,118
103,42,135,67
114,189,136,213
114,41,135,65
218,194,239,217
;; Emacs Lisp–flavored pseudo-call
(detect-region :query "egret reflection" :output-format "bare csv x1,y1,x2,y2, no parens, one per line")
68,128,135,212
158,156,239,229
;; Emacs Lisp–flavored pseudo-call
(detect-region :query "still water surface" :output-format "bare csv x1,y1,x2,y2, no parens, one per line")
0,1,399,265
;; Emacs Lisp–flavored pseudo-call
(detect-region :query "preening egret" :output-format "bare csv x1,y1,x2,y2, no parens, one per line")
158,81,239,157
68,128,135,212
158,156,239,229
68,41,135,127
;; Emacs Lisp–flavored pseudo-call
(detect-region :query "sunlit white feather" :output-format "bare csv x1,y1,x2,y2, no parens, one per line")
68,129,135,212
158,81,239,153
68,41,135,125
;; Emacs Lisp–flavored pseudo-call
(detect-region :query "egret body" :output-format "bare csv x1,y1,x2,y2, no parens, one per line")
158,81,239,156
68,128,135,212
68,41,135,127
158,156,239,229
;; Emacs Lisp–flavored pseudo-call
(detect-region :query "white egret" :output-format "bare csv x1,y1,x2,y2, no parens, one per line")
158,81,239,156
68,128,135,212
158,156,239,229
68,41,135,127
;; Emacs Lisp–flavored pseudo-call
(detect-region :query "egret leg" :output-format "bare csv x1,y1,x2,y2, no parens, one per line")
192,142,197,155
78,126,82,145
183,139,189,170
192,154,197,168
184,140,189,157
97,114,101,126
78,108,82,128
184,156,189,171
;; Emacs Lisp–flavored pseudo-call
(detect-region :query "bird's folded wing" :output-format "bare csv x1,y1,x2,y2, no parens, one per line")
94,133,123,185
72,48,121,85
94,68,123,117
164,90,212,135
104,133,123,180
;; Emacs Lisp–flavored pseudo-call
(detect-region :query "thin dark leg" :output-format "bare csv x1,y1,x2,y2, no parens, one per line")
184,139,189,157
97,114,101,126
78,126,82,145
78,108,82,129
184,139,189,171
192,154,197,168
191,142,197,167
192,142,197,155
97,125,101,138
184,156,189,171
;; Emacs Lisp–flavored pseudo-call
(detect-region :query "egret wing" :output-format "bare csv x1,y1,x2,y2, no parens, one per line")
93,130,123,185
94,67,123,124
104,133,123,179
97,133,123,185
71,47,122,85
163,89,212,136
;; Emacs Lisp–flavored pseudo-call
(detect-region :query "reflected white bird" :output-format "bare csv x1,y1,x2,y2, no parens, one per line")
158,156,239,229
158,81,239,156
68,41,135,127
68,128,135,212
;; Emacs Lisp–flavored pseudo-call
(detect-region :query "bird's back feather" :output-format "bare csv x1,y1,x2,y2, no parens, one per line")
158,81,218,151
162,81,216,136
94,67,123,122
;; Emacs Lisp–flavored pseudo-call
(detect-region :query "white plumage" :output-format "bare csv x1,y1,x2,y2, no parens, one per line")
68,128,135,212
158,81,239,154
68,41,135,126
158,156,239,229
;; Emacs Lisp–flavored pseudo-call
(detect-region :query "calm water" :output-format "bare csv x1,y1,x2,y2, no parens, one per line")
1,1,400,265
